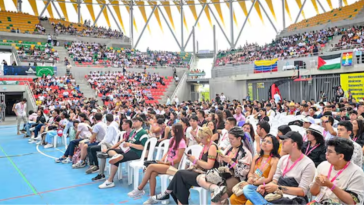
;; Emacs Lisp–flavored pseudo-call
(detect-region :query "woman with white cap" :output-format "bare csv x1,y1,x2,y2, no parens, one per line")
302,124,326,167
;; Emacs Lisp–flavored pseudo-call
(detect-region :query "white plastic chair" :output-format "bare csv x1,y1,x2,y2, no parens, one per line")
128,137,158,189
289,125,306,137
53,132,68,148
155,139,170,161
159,145,203,204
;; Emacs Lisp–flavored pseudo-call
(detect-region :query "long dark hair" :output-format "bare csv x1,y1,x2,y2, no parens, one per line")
243,122,255,142
216,110,224,124
224,109,233,119
170,124,186,150
255,134,280,163
354,119,364,140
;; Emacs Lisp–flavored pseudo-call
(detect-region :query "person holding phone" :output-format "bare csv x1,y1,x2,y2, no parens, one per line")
230,134,280,204
128,124,186,204
196,127,254,204
151,127,219,204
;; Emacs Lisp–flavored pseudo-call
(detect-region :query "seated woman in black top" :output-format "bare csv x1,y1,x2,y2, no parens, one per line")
256,108,269,122
151,127,219,204
301,124,326,167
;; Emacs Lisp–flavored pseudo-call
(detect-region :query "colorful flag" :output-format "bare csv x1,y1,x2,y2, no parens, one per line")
317,54,341,70
254,59,278,73
342,52,353,66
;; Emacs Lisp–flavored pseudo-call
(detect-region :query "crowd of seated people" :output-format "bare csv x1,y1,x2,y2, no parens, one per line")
65,41,189,67
215,27,338,66
86,70,173,105
17,43,59,63
332,25,364,51
16,84,364,205
51,20,124,39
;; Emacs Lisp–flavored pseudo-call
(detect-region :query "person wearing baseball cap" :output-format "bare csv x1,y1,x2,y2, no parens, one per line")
302,124,326,167
277,125,291,156
244,131,316,204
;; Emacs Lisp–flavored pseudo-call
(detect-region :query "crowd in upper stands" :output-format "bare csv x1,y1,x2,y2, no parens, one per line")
51,20,124,39
215,25,364,66
65,41,189,67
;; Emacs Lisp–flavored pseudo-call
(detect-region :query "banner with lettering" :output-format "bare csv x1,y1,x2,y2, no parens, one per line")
340,73,364,101
3,65,36,75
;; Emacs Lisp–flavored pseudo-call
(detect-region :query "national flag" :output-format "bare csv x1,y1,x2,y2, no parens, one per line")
254,58,278,73
342,52,353,66
317,54,341,70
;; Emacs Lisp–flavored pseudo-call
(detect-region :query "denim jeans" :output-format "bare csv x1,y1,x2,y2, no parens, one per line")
34,124,44,138
45,130,57,144
25,122,36,136
64,138,83,157
243,184,271,205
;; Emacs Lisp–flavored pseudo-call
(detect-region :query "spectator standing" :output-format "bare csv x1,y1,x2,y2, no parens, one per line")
13,98,27,135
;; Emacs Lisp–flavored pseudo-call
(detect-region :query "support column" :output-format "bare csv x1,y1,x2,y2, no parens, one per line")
39,0,51,18
339,0,342,7
52,1,62,19
108,5,122,32
94,4,106,26
317,0,326,12
134,6,157,48
130,1,134,48
192,26,196,55
213,25,216,61
181,0,184,51
77,0,81,23
282,0,286,29
18,0,22,12
229,0,234,49
294,0,307,24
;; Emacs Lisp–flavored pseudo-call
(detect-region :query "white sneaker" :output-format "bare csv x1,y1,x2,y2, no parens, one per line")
143,197,158,204
62,158,71,164
34,136,42,141
28,137,35,142
72,161,86,169
29,140,37,144
128,189,145,197
98,180,115,189
44,144,53,149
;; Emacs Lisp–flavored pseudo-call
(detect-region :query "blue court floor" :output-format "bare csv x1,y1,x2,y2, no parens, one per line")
0,125,202,205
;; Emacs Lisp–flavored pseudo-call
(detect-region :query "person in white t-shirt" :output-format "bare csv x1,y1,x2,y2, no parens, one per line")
274,92,281,104
55,120,92,164
220,93,226,103
310,137,364,204
74,113,107,169
217,117,235,150
14,99,28,135
186,115,201,147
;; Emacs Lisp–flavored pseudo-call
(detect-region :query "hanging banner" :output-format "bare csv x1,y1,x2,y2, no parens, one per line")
340,73,364,101
257,82,265,88
248,83,253,99
3,65,36,75
0,81,19,85
342,52,353,66
36,66,54,76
